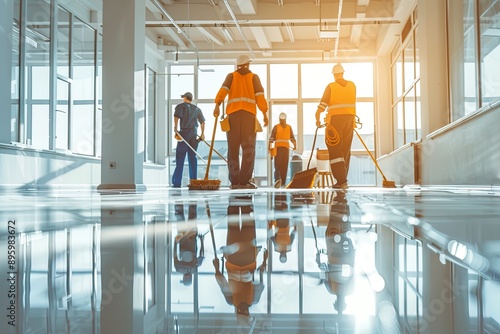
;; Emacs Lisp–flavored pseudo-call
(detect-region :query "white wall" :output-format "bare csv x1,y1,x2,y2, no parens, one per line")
378,104,500,187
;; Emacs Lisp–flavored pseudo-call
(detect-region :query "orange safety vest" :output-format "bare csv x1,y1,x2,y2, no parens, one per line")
326,81,356,116
226,72,257,115
274,124,292,148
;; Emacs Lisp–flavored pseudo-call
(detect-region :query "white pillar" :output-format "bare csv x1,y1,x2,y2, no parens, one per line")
99,0,146,190
418,0,449,135
0,0,14,144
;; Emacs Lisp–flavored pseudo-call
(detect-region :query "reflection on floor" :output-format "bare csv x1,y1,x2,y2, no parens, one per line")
0,185,499,333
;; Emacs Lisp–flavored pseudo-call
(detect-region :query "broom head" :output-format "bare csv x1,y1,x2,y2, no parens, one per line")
286,168,318,189
188,178,221,190
382,179,397,188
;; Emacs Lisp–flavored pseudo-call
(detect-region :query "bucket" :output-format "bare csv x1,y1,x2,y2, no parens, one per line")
316,149,330,172
316,149,329,160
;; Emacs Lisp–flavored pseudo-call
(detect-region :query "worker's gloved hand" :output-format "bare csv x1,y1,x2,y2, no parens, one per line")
199,134,205,141
315,120,321,127
263,114,269,127
213,105,220,117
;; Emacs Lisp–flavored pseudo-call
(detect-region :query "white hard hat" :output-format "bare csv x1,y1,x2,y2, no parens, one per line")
279,112,287,120
332,63,345,74
236,55,252,66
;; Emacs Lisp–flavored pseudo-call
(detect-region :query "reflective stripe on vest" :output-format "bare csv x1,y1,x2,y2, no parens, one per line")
227,96,256,104
327,81,356,116
330,157,345,164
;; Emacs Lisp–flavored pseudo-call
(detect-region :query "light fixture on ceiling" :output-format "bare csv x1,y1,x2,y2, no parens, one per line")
174,47,178,63
319,30,338,39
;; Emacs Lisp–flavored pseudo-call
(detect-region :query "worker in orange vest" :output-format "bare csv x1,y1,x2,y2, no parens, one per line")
268,112,297,188
315,64,356,189
214,55,269,189
212,195,268,326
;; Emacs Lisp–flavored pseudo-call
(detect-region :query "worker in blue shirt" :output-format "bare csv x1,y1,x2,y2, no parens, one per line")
172,92,206,188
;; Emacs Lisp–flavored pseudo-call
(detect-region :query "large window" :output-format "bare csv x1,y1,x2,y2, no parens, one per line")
12,1,99,155
448,0,478,120
11,0,21,143
447,0,500,121
145,67,156,162
479,0,500,107
71,18,96,156
26,0,51,149
391,9,420,149
168,61,377,186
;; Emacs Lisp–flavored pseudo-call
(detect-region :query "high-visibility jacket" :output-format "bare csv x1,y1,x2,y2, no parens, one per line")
326,81,356,116
274,124,293,148
215,71,268,115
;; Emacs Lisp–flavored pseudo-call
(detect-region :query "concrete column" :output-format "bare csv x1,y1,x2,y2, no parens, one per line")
418,0,449,135
0,0,14,144
100,206,145,334
99,0,146,190
375,56,393,156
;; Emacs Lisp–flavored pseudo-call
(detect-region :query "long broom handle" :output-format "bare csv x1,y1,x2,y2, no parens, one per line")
198,137,228,163
206,202,217,257
204,115,218,180
174,130,207,164
354,128,389,182
307,124,326,169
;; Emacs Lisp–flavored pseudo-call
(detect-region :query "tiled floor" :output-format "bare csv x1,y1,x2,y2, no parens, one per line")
1,185,499,333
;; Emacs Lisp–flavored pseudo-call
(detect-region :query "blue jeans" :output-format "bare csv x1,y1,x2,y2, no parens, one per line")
172,129,198,186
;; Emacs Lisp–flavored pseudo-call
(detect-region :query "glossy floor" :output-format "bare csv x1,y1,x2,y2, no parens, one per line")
0,185,499,333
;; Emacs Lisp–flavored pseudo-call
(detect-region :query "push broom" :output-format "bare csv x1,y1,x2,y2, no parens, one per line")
285,124,325,189
188,117,221,190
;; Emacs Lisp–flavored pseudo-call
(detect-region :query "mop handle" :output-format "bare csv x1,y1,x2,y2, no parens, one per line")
354,128,389,182
198,136,228,163
174,130,207,164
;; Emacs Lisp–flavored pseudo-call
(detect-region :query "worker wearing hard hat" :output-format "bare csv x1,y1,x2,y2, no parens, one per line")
214,55,269,189
268,112,297,188
315,64,356,189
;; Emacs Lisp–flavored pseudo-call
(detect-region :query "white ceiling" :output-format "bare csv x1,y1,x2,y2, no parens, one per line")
145,0,413,63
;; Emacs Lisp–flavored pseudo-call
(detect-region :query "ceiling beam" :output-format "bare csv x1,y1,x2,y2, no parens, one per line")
350,0,369,47
235,0,257,15
250,26,271,49
197,26,224,46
